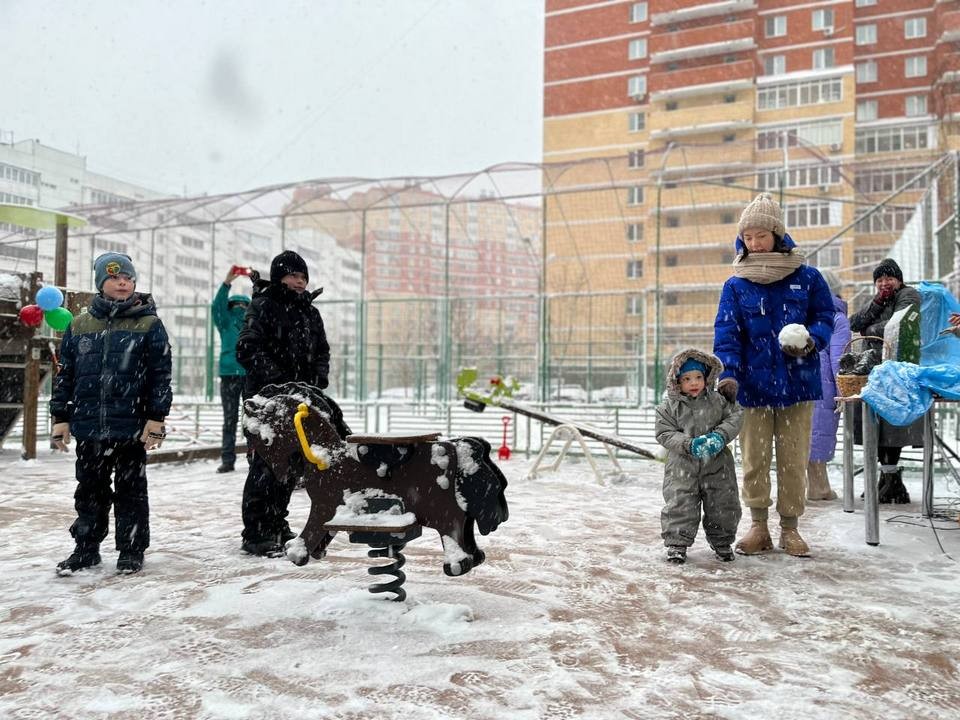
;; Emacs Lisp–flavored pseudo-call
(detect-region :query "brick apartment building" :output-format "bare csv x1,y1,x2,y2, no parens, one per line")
544,0,960,369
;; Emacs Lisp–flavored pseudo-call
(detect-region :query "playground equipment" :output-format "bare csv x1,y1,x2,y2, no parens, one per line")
456,368,658,482
243,382,509,601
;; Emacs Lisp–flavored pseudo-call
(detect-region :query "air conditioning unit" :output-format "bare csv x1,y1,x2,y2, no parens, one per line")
818,184,829,193
822,26,834,37
829,143,842,153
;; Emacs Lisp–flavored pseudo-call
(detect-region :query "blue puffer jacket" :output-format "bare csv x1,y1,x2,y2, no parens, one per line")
713,233,835,408
50,293,173,441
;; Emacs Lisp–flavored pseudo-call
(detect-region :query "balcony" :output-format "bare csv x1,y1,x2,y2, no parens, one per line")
650,19,754,59
651,0,756,26
649,59,754,95
653,143,755,173
654,224,739,248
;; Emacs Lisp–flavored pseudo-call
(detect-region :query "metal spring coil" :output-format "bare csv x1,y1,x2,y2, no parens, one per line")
367,543,407,602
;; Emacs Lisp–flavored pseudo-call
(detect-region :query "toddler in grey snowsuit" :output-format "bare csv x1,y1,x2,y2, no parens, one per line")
655,349,743,564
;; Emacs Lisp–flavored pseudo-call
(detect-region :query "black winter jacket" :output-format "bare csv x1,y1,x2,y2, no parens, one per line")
236,281,330,396
50,293,173,441
849,285,922,349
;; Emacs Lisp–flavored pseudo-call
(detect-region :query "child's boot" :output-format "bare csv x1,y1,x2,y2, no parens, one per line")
713,545,735,562
56,545,102,576
779,517,810,557
117,550,144,575
666,546,686,564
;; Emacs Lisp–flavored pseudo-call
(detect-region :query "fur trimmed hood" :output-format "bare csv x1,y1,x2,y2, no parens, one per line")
665,348,724,398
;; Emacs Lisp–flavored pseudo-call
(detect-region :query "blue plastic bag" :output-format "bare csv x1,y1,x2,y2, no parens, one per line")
862,361,960,426
918,281,960,366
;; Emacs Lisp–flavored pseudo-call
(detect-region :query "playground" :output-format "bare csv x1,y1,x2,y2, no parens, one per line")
1,449,957,719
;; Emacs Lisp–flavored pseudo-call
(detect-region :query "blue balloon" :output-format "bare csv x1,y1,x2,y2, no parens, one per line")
36,285,64,311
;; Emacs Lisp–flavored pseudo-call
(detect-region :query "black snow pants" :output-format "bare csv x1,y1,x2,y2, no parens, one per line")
240,449,295,544
71,439,149,552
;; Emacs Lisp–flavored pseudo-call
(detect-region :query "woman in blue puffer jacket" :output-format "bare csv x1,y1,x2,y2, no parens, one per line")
713,194,834,558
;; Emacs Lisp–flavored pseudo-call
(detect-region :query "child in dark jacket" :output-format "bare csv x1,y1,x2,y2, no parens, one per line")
212,267,250,473
50,252,172,575
236,250,331,557
655,349,743,564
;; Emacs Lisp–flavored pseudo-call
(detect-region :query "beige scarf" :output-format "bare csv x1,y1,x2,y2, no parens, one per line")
732,249,805,284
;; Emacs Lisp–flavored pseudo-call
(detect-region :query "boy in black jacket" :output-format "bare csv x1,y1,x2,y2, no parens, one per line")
236,250,330,556
51,252,172,575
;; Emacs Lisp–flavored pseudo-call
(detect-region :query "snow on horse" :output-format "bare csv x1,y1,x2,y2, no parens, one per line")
243,383,509,577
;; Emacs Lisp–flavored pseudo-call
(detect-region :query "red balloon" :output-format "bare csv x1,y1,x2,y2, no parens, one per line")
19,304,43,328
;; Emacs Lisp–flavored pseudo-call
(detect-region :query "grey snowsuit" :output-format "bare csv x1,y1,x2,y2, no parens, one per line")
656,349,743,549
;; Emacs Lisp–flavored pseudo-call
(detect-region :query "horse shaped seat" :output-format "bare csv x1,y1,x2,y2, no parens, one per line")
243,382,509,578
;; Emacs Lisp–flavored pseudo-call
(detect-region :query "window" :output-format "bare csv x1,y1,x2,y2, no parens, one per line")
856,60,878,83
855,166,930,194
665,254,678,267
626,223,644,242
626,295,642,316
756,78,842,110
627,260,644,278
905,56,927,78
629,112,645,132
628,149,645,169
629,2,647,23
627,186,644,205
906,94,927,117
628,38,647,60
855,0,877,6
855,206,914,233
812,48,835,70
666,216,680,228
805,244,841,268
905,17,927,39
785,201,835,228
757,163,841,191
856,24,877,45
757,119,843,150
855,125,931,154
857,100,878,122
764,55,786,76
812,9,834,31
765,16,786,38
628,75,646,99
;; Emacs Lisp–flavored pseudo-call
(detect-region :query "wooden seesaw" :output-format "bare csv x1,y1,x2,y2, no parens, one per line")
243,382,509,601
456,368,659,483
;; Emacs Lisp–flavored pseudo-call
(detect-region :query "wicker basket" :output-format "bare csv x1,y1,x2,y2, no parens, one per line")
836,336,887,397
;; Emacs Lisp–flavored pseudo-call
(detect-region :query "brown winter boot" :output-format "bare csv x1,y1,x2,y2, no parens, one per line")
806,461,837,501
779,527,810,557
735,521,773,555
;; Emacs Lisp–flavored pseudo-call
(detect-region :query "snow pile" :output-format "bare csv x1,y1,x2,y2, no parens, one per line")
0,272,26,303
328,488,416,527
778,322,810,350
1,450,958,718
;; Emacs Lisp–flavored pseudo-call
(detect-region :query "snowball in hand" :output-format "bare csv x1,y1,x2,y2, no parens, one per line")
778,323,810,350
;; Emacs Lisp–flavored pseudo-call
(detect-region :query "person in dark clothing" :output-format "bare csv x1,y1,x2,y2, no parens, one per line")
212,267,250,473
50,252,173,575
849,258,921,503
236,250,330,556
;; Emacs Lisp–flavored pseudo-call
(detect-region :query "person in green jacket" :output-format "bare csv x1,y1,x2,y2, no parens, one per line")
212,267,250,473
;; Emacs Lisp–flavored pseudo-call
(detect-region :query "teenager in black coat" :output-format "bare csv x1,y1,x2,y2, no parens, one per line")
236,250,330,555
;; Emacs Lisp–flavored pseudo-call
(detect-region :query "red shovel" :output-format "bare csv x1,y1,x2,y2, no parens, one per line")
498,416,511,461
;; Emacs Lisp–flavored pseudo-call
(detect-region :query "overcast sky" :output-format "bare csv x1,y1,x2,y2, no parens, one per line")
3,0,545,196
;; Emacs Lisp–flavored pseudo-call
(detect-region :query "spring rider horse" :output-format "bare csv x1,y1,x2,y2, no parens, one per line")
243,382,509,600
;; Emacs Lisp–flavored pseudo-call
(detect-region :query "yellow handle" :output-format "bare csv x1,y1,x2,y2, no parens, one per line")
294,403,329,471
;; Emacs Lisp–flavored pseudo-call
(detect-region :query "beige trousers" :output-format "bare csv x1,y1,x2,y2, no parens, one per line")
740,402,814,520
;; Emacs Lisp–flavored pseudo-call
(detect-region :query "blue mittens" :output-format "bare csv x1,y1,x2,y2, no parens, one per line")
691,432,726,459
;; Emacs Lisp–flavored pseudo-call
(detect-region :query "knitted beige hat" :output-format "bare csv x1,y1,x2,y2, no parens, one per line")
738,193,785,237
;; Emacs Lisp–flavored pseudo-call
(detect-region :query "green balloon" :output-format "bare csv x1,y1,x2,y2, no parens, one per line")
44,307,73,331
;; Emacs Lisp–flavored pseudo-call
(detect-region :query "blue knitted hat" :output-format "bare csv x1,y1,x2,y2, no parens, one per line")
677,358,707,378
93,252,137,291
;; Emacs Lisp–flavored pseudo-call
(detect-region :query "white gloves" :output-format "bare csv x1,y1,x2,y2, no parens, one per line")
140,420,167,450
51,422,71,452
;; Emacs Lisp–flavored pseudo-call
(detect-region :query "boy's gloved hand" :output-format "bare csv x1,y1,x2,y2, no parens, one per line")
704,432,726,456
51,422,71,452
140,420,166,450
690,436,710,459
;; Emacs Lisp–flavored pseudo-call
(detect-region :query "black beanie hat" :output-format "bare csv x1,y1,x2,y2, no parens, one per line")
270,250,308,284
873,258,903,283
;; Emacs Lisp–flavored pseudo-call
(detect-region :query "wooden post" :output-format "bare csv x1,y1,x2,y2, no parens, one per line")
21,342,40,460
55,218,68,288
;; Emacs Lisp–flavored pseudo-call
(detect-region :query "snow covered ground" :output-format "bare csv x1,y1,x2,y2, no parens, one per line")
1,448,958,719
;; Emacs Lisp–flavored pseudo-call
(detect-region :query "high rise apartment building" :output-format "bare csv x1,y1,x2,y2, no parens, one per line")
544,0,960,359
